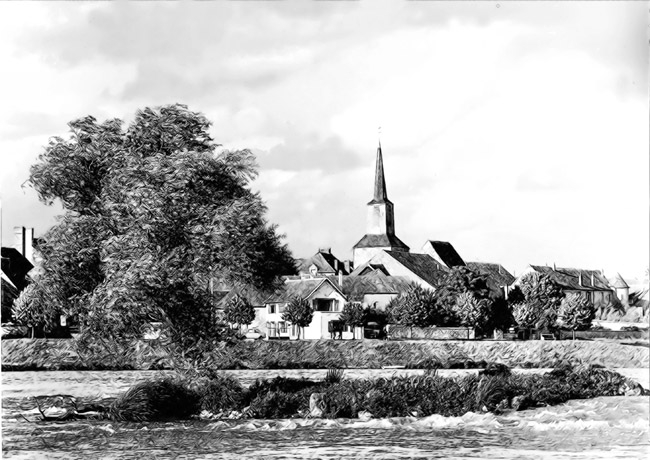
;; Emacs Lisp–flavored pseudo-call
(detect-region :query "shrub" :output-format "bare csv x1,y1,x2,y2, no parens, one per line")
196,371,245,413
109,377,200,421
324,368,345,384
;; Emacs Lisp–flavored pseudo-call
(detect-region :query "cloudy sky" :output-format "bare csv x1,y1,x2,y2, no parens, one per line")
0,1,647,279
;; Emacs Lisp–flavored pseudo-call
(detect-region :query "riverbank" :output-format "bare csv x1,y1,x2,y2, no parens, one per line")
2,337,648,371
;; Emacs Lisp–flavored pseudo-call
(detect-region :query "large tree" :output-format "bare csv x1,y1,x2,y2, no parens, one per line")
14,105,295,348
223,295,255,334
339,302,366,339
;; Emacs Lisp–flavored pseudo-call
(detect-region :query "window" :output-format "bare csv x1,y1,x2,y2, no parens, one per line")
314,299,339,312
279,321,287,333
268,304,276,314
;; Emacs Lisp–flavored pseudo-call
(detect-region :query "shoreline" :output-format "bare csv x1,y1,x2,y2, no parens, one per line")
2,337,648,372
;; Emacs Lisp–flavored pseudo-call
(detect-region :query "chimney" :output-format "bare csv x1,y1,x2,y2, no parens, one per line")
578,272,583,286
591,273,595,286
13,227,35,264
344,260,351,274
498,265,502,275
334,259,339,273
338,271,343,287
553,262,556,271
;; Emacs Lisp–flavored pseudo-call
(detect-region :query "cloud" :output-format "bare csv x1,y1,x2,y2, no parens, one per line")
257,131,362,173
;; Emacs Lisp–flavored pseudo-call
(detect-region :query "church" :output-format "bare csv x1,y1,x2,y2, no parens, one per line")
258,142,515,340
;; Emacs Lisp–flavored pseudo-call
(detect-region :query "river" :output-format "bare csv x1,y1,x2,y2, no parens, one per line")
2,369,649,459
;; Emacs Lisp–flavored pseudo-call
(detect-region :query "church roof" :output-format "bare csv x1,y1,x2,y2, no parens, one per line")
383,251,447,288
368,142,389,205
352,233,410,250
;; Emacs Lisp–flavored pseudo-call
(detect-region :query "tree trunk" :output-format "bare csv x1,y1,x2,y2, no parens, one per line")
572,330,575,341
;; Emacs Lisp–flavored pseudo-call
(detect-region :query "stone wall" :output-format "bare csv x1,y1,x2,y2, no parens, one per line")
387,326,475,340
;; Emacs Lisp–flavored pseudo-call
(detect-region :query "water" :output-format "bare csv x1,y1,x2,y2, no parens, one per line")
2,370,649,459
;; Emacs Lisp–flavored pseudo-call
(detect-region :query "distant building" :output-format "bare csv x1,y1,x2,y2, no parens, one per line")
1,227,38,322
608,273,630,304
516,265,615,305
466,262,516,298
296,248,352,277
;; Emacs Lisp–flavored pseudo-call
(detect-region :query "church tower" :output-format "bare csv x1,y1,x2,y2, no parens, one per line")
352,142,409,267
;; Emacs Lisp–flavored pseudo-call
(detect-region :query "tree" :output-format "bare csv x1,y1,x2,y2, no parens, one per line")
511,301,539,330
557,293,595,339
434,266,498,329
339,302,366,339
282,296,313,339
453,292,491,333
517,272,564,332
386,283,438,328
223,295,255,334
15,105,296,350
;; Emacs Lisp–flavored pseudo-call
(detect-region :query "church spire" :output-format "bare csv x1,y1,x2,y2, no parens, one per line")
370,141,388,204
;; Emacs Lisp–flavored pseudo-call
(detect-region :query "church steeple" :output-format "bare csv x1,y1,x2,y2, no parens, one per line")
352,142,409,267
370,142,388,204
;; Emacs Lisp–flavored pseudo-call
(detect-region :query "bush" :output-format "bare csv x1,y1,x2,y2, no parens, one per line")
109,377,200,421
196,371,245,413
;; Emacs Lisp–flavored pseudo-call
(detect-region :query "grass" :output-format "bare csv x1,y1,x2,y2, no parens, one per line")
99,363,644,422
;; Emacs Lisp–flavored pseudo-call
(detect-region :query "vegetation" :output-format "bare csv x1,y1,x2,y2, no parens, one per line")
13,104,295,352
281,296,313,339
558,293,596,339
339,302,365,339
223,295,255,334
92,363,642,422
511,273,565,331
386,283,438,327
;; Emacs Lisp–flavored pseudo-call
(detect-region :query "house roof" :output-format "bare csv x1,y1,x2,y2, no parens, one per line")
424,241,465,268
333,272,412,301
467,262,516,287
265,278,345,303
528,265,612,291
296,250,348,275
383,251,447,288
1,247,33,291
352,233,410,251
611,273,629,289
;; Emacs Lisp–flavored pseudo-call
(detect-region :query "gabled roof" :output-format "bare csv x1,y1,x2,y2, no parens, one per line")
333,272,412,301
383,251,447,288
467,262,515,287
296,250,348,275
611,273,629,289
1,247,33,291
423,241,465,268
528,265,612,291
265,277,345,303
353,233,410,251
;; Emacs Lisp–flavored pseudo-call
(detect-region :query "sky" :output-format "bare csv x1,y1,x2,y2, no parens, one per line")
0,1,648,281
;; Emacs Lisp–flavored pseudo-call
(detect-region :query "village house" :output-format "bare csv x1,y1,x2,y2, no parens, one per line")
515,265,616,305
1,227,39,323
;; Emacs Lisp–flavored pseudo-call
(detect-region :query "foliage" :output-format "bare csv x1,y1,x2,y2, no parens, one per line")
514,273,564,331
16,104,295,349
108,377,200,421
453,292,491,332
281,296,313,339
558,293,596,334
324,367,345,384
386,283,438,327
511,302,539,329
223,295,255,333
339,302,366,327
195,370,245,413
